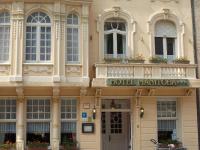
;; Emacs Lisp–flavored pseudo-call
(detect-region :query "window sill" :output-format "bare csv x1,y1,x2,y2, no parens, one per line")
65,63,82,66
23,63,53,66
0,63,10,65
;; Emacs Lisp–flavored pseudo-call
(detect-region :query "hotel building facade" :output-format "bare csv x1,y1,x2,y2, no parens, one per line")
0,0,199,150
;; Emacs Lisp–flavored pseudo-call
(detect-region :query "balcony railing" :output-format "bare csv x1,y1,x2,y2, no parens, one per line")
95,63,197,79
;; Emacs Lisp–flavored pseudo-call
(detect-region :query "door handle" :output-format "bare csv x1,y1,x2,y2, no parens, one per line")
109,135,111,142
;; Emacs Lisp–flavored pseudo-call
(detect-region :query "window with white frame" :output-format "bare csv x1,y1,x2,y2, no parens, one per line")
0,99,16,144
66,14,79,63
61,98,77,145
26,98,50,143
155,20,176,61
0,12,10,62
104,18,127,59
157,100,177,142
25,12,51,63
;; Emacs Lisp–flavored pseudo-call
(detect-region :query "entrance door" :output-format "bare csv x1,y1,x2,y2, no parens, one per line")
102,112,130,150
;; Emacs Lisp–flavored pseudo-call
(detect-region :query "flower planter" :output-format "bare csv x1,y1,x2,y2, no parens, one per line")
104,59,122,63
128,60,145,63
173,60,190,64
27,148,47,150
149,56,168,64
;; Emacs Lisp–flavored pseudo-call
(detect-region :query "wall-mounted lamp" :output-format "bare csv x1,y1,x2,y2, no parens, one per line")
140,107,144,118
92,107,96,120
110,100,116,109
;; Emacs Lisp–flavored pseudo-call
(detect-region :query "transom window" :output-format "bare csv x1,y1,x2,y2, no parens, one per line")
157,100,177,142
61,98,77,145
25,12,51,63
26,98,50,144
66,14,79,63
104,18,127,59
27,98,50,119
155,20,176,61
0,99,16,119
0,12,10,62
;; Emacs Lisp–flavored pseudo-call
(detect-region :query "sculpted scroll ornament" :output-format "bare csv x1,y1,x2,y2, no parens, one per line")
23,65,52,75
66,66,81,73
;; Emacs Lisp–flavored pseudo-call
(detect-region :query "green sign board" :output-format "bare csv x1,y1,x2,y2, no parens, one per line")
107,79,189,87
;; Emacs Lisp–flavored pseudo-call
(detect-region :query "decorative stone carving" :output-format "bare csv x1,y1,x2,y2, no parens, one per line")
80,87,87,96
0,65,10,75
65,65,82,77
135,89,143,97
16,87,24,103
23,65,53,76
148,89,155,96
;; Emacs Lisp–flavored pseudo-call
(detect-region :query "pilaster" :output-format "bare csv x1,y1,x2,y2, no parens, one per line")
53,1,62,83
134,97,141,150
10,1,24,82
82,4,89,79
52,87,60,150
95,88,101,150
16,87,25,150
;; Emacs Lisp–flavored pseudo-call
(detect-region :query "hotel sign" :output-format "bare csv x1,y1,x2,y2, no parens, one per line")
107,79,189,87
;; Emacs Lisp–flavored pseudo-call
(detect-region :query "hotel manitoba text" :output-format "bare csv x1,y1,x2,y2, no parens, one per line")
0,0,199,150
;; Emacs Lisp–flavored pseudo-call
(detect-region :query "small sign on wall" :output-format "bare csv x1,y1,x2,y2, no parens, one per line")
83,103,90,109
82,123,94,133
82,112,88,122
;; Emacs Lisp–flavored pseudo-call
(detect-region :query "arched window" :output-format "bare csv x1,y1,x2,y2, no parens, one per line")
25,12,51,62
0,12,10,62
104,18,127,59
155,20,177,61
66,13,79,63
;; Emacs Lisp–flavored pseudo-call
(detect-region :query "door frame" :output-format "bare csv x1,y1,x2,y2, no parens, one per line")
100,98,133,150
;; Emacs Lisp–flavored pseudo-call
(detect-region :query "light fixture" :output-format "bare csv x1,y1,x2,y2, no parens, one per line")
110,100,116,109
140,107,144,118
92,107,96,120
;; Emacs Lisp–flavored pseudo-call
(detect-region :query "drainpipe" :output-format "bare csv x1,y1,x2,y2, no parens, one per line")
191,0,200,149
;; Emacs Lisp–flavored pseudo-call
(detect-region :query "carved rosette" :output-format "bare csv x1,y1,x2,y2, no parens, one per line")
23,65,53,76
0,65,10,76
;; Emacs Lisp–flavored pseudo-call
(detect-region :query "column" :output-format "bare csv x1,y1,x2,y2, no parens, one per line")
52,87,60,150
16,87,25,150
82,4,89,79
10,2,24,82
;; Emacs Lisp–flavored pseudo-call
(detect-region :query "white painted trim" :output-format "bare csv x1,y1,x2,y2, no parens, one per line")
97,7,136,61
148,9,185,59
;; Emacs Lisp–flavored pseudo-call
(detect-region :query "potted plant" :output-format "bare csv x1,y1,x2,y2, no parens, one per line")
158,139,184,149
62,136,78,150
27,142,49,150
0,143,16,150
149,56,168,64
173,57,190,64
127,54,145,63
103,57,122,63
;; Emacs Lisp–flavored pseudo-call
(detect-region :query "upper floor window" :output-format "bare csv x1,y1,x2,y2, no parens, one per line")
155,20,176,61
0,12,10,63
104,18,127,59
66,14,79,64
25,12,51,63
